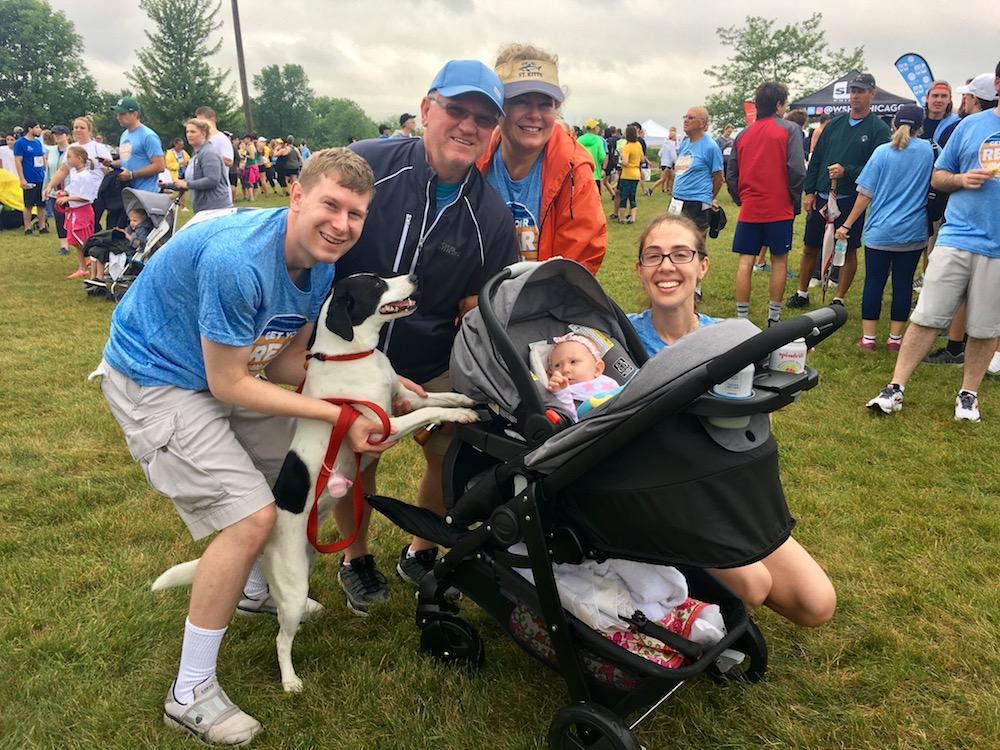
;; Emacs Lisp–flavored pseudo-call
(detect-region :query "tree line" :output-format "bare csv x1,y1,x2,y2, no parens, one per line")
0,0,383,146
2,0,864,144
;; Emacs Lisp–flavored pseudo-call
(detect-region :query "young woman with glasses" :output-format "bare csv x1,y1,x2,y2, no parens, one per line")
627,213,836,627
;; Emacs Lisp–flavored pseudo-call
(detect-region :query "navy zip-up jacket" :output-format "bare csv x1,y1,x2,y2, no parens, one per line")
338,137,518,383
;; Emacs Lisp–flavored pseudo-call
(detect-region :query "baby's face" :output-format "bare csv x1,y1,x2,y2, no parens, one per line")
548,341,602,385
129,213,143,229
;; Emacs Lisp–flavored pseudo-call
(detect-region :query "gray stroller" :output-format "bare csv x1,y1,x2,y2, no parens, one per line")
103,187,181,301
370,259,846,749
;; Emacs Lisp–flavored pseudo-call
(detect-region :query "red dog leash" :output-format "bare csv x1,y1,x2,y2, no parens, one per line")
297,348,391,554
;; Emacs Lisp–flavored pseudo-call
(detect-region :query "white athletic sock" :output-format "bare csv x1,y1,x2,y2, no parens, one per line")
173,618,227,705
796,290,808,299
735,302,750,319
767,301,782,323
242,560,269,601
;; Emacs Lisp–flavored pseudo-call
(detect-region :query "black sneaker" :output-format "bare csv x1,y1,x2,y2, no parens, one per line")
337,555,389,617
787,292,809,309
38,226,49,235
923,347,965,365
830,298,845,307
396,544,438,587
23,228,32,236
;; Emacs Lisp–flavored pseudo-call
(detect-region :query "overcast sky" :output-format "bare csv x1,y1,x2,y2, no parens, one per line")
51,0,996,134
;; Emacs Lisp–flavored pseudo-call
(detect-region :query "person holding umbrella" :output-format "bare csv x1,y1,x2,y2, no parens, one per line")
787,73,890,309
836,104,934,351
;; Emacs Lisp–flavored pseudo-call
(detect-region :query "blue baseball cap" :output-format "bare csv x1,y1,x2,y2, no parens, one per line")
428,60,505,116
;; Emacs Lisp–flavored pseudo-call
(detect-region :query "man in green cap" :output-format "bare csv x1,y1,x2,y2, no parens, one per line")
110,95,165,194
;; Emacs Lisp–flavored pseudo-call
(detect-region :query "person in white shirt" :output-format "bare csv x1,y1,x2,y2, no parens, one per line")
0,133,17,174
57,145,104,279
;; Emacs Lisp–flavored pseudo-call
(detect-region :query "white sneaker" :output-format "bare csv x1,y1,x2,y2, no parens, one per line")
164,678,262,746
867,384,904,415
236,594,325,621
808,276,822,289
955,391,981,422
987,352,1000,376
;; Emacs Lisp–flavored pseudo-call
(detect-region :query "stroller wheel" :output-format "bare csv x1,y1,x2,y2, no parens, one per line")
419,615,484,672
548,703,641,750
709,618,768,684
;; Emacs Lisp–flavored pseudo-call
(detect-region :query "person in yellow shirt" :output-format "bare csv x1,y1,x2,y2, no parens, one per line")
256,136,273,196
617,125,643,224
165,138,190,210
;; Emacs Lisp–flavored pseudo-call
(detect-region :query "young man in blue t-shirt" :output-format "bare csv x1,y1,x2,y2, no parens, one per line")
110,96,165,194
12,119,48,234
868,62,1000,423
92,149,392,745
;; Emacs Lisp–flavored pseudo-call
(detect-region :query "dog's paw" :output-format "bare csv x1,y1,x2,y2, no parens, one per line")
282,676,304,693
440,392,476,408
449,408,481,424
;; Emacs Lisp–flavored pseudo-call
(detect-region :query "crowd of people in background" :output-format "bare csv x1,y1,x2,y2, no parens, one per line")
2,63,998,411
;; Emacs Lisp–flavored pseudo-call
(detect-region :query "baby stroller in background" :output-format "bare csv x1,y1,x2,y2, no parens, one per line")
370,260,846,749
101,187,181,301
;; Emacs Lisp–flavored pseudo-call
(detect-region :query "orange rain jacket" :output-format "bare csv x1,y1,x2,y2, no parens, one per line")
477,125,607,275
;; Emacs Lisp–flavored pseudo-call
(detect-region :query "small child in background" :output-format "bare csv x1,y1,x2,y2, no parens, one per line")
57,145,103,280
546,332,623,421
124,207,153,254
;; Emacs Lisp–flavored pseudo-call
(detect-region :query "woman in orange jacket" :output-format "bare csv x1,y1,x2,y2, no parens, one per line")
476,43,607,275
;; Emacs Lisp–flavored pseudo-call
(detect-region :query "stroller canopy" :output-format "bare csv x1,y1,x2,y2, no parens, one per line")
451,259,641,419
122,188,174,228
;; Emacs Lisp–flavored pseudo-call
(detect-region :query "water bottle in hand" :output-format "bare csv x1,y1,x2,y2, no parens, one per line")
833,239,847,267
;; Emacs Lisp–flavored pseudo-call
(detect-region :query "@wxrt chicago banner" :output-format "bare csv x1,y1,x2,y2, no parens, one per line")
895,53,935,105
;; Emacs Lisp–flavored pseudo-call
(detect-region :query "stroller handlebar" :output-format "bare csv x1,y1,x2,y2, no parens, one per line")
704,305,848,385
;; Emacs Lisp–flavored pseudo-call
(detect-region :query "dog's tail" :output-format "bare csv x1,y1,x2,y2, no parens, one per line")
151,559,201,592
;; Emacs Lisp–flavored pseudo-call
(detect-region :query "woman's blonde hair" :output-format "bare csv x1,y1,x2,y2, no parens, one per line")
891,124,921,150
41,129,54,146
185,118,211,138
495,42,559,69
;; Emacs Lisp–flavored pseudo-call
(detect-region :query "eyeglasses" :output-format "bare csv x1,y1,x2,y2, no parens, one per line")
429,97,499,130
639,247,702,266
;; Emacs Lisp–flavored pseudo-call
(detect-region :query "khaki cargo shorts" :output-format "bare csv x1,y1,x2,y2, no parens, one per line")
92,360,295,540
911,246,1000,339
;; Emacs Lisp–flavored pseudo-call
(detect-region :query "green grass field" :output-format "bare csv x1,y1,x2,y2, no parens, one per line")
1,187,998,750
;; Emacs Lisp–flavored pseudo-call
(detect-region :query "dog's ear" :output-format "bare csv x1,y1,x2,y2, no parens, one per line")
324,297,355,342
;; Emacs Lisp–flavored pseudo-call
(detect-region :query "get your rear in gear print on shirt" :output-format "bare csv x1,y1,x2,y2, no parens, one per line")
486,146,544,262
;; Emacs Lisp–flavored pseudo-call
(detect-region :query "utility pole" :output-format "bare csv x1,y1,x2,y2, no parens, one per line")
231,0,253,132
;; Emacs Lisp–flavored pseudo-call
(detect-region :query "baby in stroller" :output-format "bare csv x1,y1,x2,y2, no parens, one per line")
545,331,623,421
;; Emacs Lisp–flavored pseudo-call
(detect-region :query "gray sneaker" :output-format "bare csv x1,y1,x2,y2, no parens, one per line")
396,544,438,587
337,555,389,617
922,346,965,365
163,678,262,746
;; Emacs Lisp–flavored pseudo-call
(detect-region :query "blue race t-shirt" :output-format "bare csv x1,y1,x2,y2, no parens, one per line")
672,137,724,204
119,124,164,192
935,109,1000,258
627,310,720,357
485,146,544,262
855,139,934,248
12,136,45,184
104,208,335,390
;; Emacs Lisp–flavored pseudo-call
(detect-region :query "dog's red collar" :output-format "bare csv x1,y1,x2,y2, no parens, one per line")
306,349,375,362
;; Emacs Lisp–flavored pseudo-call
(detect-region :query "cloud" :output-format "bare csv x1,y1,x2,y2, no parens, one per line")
51,0,997,132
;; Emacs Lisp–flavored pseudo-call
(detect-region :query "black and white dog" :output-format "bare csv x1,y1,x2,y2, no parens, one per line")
153,273,479,692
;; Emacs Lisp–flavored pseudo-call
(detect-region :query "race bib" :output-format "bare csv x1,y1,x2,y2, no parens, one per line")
34,156,44,168
119,142,133,163
668,198,683,216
